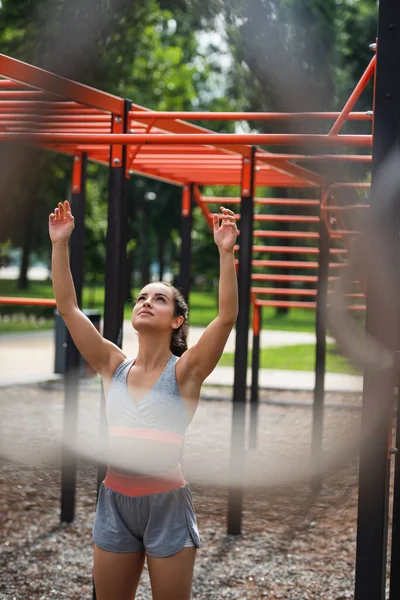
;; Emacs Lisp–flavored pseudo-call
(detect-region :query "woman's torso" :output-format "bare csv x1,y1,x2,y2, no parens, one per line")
102,354,200,476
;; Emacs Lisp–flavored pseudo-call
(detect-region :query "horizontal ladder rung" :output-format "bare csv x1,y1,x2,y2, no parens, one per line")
236,259,346,268
251,274,361,283
201,197,319,206
234,245,347,254
255,300,365,310
325,205,369,211
253,231,319,238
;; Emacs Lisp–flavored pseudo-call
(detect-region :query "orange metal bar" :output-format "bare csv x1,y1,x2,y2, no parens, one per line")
257,300,317,309
246,245,346,255
0,114,112,122
329,55,376,136
253,287,317,296
252,305,261,336
330,182,371,189
129,111,371,122
253,215,319,223
0,297,56,306
0,132,373,146
193,185,213,230
201,197,320,206
243,259,346,269
326,205,369,211
0,90,61,100
256,300,365,310
0,79,30,88
111,113,124,166
255,153,372,163
0,103,109,114
254,231,319,239
72,153,82,194
182,185,191,216
0,121,111,129
241,156,253,197
0,54,124,114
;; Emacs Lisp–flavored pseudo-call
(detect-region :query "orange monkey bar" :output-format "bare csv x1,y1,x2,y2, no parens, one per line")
0,50,374,313
0,297,57,306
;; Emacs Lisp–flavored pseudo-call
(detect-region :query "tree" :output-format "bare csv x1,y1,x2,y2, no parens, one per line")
0,0,232,290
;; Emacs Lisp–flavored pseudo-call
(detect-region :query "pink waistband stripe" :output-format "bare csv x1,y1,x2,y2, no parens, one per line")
108,426,184,446
104,464,186,496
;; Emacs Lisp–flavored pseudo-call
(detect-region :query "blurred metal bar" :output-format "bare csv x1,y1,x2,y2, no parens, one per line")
178,184,194,304
249,305,262,450
311,210,329,490
61,152,87,523
355,1,400,597
228,148,256,535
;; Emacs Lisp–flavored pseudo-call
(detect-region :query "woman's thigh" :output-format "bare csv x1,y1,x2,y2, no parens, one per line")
93,544,145,600
147,547,197,600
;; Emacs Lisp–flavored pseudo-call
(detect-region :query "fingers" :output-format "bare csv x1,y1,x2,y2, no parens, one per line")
220,206,238,229
50,201,72,220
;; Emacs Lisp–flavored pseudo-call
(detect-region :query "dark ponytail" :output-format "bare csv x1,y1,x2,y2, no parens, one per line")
160,282,188,357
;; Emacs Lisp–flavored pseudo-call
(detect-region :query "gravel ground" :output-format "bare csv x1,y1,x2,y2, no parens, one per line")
0,383,364,599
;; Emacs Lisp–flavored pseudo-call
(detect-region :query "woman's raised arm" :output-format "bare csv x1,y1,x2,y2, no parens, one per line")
178,206,239,382
49,200,124,376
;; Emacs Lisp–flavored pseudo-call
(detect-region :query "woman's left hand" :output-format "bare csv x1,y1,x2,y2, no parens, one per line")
213,206,238,253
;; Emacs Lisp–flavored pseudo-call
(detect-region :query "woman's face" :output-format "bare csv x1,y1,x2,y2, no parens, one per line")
131,283,183,334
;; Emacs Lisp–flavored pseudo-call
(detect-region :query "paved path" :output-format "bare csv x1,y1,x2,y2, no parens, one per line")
0,323,361,392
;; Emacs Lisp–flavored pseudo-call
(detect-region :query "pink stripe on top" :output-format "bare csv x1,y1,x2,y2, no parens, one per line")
109,426,184,446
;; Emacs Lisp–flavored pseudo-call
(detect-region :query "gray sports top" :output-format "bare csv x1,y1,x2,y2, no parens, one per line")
106,354,189,445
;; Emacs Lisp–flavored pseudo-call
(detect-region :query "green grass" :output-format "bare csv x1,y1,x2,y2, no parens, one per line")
219,343,360,375
0,279,317,333
0,320,53,334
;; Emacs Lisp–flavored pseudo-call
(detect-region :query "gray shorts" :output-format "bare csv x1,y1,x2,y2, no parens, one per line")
92,481,200,557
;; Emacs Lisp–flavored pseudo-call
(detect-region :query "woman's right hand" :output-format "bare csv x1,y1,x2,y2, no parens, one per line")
49,201,75,244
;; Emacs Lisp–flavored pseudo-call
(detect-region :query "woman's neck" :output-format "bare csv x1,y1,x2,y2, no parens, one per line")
135,332,172,371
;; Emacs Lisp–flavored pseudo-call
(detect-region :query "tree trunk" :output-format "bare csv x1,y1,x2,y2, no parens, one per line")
17,221,33,290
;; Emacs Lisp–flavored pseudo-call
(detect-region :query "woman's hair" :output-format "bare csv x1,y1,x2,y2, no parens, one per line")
160,282,189,357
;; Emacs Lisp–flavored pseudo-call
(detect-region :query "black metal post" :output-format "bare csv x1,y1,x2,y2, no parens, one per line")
61,152,87,523
355,3,400,597
390,382,400,599
93,103,131,600
178,183,193,304
311,207,329,490
227,147,256,535
97,100,131,492
249,305,262,450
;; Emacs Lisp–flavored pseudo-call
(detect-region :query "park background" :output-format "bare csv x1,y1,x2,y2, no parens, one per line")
0,2,381,599
0,0,375,374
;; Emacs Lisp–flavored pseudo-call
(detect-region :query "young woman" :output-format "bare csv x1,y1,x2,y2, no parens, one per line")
49,200,238,600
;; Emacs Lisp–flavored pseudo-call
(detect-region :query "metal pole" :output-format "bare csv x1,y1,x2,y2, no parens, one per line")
390,379,400,599
355,3,400,596
227,147,256,535
178,183,193,304
249,305,262,450
97,100,131,492
311,204,329,491
93,102,131,600
61,152,87,523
